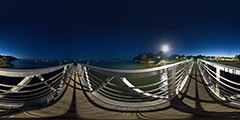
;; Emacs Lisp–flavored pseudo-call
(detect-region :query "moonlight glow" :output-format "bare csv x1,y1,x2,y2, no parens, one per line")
162,45,169,52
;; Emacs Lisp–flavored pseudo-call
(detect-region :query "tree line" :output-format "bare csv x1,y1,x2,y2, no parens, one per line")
0,55,19,62
133,51,167,62
133,51,238,62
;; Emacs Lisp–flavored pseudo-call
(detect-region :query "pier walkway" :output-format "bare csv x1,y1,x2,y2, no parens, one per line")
0,63,240,119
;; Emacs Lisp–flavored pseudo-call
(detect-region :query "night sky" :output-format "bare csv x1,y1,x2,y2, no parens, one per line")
0,0,240,59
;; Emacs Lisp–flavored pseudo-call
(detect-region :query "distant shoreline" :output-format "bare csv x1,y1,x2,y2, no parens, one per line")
0,55,19,69
0,61,14,68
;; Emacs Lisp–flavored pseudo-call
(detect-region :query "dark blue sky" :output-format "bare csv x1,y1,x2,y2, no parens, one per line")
0,0,240,59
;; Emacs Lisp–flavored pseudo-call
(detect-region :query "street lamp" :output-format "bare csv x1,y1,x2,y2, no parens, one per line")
162,45,169,60
162,45,169,53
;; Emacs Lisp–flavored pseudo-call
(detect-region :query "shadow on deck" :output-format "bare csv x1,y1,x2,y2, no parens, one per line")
1,64,240,119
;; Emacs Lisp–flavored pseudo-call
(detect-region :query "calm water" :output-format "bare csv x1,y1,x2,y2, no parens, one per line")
10,60,155,69
10,60,68,69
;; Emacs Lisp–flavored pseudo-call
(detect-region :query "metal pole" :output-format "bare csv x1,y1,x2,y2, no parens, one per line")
167,67,176,98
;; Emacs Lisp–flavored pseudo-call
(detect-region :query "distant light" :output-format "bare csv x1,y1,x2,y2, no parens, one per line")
162,45,169,52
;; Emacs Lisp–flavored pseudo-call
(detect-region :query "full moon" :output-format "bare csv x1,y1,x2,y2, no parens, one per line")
162,45,169,52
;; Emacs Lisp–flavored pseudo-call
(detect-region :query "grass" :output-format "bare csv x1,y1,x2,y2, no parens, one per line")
209,60,240,68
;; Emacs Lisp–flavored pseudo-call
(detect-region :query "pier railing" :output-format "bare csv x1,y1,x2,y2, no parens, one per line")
77,60,193,107
198,59,240,104
0,63,73,109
